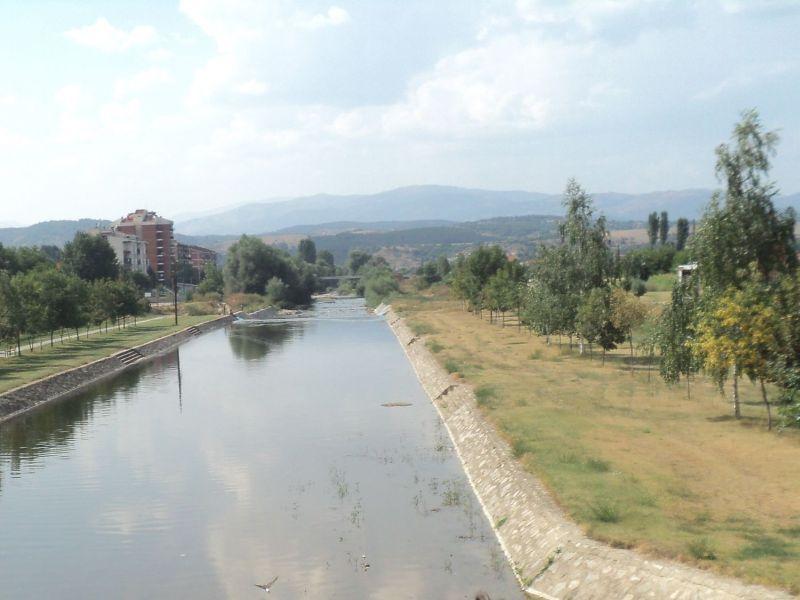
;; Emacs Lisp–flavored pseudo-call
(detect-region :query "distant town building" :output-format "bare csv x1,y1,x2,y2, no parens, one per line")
100,230,150,275
112,210,174,284
176,242,217,278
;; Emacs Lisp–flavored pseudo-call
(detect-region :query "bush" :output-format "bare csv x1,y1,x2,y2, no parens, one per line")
184,301,216,316
687,538,717,560
589,500,621,523
632,279,647,296
475,385,497,407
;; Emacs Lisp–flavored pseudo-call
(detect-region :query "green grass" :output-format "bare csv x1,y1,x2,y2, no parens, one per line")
410,321,436,336
426,339,444,354
590,500,621,523
645,272,677,292
0,315,219,394
688,538,717,560
443,358,462,375
475,385,497,407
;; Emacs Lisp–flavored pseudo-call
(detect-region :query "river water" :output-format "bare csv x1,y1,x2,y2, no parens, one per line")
0,298,522,599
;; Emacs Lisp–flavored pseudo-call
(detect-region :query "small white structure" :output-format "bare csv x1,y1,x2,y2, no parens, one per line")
677,262,698,283
101,230,150,274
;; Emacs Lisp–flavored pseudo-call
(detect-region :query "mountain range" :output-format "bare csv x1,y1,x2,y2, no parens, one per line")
3,185,799,248
176,186,734,236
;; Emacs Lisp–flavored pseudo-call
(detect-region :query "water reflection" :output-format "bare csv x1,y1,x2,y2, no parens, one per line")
226,323,298,361
0,299,522,599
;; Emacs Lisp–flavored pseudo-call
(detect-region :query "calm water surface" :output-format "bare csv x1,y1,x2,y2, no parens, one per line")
0,299,522,599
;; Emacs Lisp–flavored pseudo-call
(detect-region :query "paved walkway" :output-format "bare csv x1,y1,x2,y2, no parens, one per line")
386,310,793,600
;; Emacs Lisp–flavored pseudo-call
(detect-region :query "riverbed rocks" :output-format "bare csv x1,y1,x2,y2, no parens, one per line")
385,308,791,600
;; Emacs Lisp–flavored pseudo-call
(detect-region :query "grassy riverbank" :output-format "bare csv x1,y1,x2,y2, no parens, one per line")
0,315,219,395
395,286,800,593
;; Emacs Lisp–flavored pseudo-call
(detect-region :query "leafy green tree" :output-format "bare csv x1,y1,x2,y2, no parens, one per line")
659,211,669,245
436,255,451,279
691,109,796,295
346,250,372,275
62,232,119,281
196,262,224,295
576,287,625,364
298,238,317,264
0,271,29,354
647,212,659,246
317,250,336,274
265,276,289,307
224,235,313,304
657,281,701,397
693,272,779,428
610,287,650,358
675,218,690,251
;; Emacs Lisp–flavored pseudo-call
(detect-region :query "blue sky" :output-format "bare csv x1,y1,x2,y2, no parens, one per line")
1,0,799,224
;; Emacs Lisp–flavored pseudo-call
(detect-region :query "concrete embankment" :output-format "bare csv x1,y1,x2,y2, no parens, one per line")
385,308,792,600
0,315,234,424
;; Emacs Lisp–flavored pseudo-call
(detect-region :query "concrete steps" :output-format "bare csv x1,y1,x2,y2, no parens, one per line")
187,326,201,336
115,348,144,366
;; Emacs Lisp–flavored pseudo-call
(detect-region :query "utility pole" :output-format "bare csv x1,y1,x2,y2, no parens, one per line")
172,272,179,325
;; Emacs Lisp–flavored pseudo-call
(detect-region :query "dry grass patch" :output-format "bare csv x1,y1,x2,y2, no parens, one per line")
395,294,800,593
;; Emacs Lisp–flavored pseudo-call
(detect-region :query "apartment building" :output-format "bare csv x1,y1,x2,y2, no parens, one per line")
100,230,150,275
112,210,174,284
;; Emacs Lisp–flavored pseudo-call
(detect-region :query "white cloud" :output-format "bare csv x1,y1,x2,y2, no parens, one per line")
54,84,86,111
147,48,174,62
0,94,15,106
115,67,173,97
64,17,157,53
294,6,351,30
235,79,268,96
100,99,142,136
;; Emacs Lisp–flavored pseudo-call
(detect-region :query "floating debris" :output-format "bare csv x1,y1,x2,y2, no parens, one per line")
381,402,413,407
254,575,278,593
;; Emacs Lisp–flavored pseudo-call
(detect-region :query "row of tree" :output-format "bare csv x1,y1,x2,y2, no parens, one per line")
658,110,798,429
646,211,691,251
444,110,799,429
0,234,148,354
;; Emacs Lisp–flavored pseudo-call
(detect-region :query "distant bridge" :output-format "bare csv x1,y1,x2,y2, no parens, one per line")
319,275,362,282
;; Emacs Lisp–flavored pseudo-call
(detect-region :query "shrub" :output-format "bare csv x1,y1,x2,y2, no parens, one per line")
687,538,717,560
585,458,611,472
590,500,621,523
475,385,497,407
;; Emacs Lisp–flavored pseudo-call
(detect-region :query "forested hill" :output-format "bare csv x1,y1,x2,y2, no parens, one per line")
0,219,110,247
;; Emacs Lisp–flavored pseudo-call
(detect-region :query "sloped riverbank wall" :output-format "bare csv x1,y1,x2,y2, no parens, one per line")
0,315,234,424
385,308,791,600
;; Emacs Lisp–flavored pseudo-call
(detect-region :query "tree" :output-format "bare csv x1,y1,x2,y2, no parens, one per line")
436,255,451,279
691,109,796,296
576,287,624,364
62,232,119,281
224,235,313,304
659,211,669,245
610,287,650,359
693,272,779,428
346,250,372,274
318,250,335,269
675,218,690,251
647,212,659,246
657,281,700,397
196,262,224,295
0,271,29,354
265,276,289,307
416,261,441,289
298,238,317,264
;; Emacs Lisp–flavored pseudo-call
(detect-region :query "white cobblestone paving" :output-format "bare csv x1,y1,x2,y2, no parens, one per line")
386,310,793,600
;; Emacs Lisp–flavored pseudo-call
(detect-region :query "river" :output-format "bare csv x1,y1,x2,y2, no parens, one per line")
0,298,522,599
